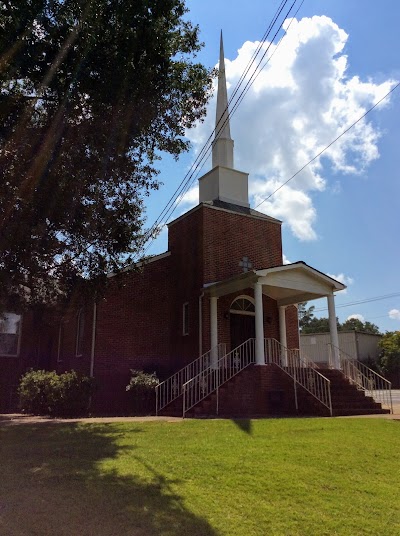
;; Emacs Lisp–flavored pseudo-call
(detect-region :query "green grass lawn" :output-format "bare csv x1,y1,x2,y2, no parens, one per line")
1,418,399,536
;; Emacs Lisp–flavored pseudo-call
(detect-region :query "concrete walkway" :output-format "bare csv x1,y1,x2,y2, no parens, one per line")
0,414,183,426
1,391,399,426
1,407,399,426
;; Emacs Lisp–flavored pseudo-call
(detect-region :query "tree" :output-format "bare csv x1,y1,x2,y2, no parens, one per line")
298,302,335,333
300,316,333,334
298,302,381,335
298,302,315,330
0,0,213,310
378,331,400,372
340,318,380,334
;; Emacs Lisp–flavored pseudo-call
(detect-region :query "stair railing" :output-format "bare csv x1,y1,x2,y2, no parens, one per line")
155,343,226,415
328,344,393,413
265,338,333,415
182,338,256,417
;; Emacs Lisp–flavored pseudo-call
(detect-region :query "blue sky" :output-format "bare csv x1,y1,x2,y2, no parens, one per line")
143,0,400,333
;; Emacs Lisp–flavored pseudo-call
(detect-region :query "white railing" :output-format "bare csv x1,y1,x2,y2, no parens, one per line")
155,343,226,414
182,338,256,417
182,337,332,418
265,338,332,415
328,344,393,413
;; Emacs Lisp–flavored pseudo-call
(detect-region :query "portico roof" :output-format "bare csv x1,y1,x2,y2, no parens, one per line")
203,261,346,306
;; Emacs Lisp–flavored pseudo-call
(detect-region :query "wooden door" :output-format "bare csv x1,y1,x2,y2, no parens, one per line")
230,313,255,350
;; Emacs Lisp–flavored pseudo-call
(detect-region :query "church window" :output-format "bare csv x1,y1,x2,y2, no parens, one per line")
230,296,255,316
0,312,21,356
75,309,85,356
182,303,189,336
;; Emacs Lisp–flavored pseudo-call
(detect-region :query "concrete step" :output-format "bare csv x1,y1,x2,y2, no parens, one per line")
332,408,391,416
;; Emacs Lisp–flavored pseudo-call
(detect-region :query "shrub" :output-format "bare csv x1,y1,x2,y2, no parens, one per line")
18,369,93,417
126,369,159,415
51,371,94,417
18,369,59,415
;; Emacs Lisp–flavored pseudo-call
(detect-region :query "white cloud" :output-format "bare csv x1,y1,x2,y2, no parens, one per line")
389,309,400,320
347,314,365,322
327,272,354,294
282,253,291,265
185,15,396,240
177,185,198,213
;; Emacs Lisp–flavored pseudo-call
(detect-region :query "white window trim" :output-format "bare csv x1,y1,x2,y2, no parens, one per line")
0,313,22,358
229,295,256,316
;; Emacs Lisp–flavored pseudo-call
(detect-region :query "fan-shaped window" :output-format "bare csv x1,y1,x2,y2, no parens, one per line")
230,297,255,316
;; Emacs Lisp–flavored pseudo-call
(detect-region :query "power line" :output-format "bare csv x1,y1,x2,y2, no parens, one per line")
138,0,302,259
313,292,400,312
140,4,399,264
254,81,400,209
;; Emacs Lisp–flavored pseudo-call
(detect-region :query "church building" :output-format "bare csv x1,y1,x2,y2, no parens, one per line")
1,36,391,417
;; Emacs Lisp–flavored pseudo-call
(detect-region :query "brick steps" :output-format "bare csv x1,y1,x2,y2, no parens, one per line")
317,368,389,416
159,365,390,418
158,395,183,417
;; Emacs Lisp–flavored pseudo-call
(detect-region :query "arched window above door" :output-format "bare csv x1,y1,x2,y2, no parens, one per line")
230,296,255,316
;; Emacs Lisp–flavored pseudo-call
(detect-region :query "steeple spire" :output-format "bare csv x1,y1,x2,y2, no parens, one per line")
198,32,249,208
212,31,234,169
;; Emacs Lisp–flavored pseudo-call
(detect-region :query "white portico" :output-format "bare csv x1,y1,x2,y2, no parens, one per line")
205,262,346,369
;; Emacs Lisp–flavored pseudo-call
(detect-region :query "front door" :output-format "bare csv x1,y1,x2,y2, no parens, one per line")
230,313,255,350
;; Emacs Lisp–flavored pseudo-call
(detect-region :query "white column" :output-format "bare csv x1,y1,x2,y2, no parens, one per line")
279,306,288,367
210,296,218,367
327,294,340,369
254,282,265,365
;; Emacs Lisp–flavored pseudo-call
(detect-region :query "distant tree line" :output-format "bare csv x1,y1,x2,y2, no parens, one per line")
299,303,400,377
298,303,381,335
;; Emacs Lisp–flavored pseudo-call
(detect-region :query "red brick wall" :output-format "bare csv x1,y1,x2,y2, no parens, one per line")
285,305,300,349
168,204,283,359
54,305,94,378
0,310,59,412
195,364,298,417
202,205,282,283
168,208,203,367
90,255,172,413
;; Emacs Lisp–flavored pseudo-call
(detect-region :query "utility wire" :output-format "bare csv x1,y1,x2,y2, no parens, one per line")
254,81,400,209
139,0,302,258
139,0,295,255
313,292,400,312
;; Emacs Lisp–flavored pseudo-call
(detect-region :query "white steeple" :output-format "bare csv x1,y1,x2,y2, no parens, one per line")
198,32,249,208
212,32,234,168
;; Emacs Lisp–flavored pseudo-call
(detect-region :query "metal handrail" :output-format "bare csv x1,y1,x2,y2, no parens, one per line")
328,344,393,413
182,338,256,417
155,343,226,414
265,338,332,415
182,337,332,418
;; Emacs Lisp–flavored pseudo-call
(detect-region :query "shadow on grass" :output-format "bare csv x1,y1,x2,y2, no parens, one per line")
0,423,218,536
231,418,253,434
